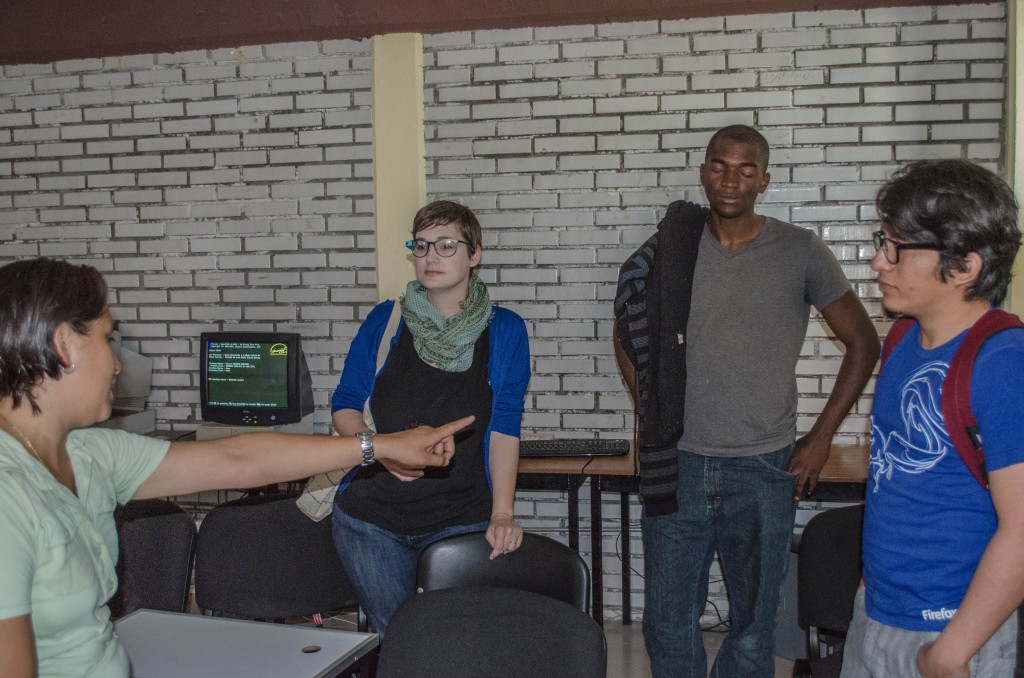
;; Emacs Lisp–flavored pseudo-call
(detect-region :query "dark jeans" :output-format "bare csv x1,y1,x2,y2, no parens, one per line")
331,505,487,637
642,445,798,678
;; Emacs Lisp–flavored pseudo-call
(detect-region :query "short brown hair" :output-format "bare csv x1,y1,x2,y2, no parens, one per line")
411,200,482,256
0,258,108,412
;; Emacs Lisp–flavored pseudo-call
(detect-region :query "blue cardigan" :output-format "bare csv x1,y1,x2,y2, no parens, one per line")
331,300,531,483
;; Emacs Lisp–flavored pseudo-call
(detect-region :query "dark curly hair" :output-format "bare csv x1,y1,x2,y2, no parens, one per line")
876,159,1020,307
0,258,108,413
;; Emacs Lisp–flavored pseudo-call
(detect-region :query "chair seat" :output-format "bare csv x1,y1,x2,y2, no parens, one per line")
377,586,605,678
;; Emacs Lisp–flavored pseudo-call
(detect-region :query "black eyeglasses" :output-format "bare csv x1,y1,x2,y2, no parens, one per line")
405,238,471,258
872,230,944,265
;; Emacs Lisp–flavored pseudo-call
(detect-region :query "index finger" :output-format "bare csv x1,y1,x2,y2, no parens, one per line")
793,472,809,500
431,415,475,440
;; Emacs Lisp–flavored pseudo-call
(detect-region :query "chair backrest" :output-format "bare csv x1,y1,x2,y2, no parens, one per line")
377,586,606,678
193,493,358,619
111,498,197,618
797,503,864,633
416,531,590,613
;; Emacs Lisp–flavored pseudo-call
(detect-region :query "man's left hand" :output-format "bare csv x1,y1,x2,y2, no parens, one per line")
788,432,831,499
917,641,970,678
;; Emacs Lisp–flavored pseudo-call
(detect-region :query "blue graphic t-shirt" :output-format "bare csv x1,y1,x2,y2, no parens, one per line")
864,320,1024,632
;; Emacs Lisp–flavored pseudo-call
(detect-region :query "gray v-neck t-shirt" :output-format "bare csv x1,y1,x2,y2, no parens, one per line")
677,217,850,457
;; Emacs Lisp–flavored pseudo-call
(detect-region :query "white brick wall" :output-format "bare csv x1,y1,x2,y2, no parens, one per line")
0,2,1008,622
0,39,376,431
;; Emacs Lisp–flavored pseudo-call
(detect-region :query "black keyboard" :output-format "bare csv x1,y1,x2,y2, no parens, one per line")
519,438,630,458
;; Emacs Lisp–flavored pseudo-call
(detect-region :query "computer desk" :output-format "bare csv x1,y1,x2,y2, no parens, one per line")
517,442,870,627
114,609,378,678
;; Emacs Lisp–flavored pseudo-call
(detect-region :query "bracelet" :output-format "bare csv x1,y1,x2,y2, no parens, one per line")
355,431,375,466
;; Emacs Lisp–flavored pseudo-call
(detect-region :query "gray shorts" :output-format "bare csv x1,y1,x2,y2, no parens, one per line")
840,588,1017,678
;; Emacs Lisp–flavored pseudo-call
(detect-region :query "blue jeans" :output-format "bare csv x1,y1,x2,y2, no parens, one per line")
642,445,798,678
331,505,487,637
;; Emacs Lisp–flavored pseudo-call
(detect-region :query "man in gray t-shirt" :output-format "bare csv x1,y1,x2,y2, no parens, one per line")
634,125,879,678
680,217,851,456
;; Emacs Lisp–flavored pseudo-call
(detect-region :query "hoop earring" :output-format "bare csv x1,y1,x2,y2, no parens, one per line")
63,361,77,375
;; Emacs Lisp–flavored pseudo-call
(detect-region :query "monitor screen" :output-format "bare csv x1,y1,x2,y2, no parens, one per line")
199,332,313,427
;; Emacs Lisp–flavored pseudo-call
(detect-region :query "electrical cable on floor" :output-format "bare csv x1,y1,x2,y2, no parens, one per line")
613,526,731,631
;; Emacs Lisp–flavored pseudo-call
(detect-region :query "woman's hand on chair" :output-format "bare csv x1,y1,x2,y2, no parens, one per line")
486,513,523,560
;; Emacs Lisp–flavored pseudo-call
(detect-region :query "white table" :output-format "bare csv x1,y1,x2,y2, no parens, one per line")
114,609,378,678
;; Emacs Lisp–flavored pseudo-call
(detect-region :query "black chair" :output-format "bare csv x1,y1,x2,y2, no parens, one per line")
193,493,360,624
792,503,864,678
110,498,197,618
377,585,606,678
416,531,590,613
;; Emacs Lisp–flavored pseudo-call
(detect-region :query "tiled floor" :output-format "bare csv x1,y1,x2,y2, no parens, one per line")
307,608,798,677
604,621,795,678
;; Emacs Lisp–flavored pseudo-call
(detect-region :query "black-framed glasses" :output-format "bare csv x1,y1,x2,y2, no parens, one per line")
405,238,471,258
872,230,944,265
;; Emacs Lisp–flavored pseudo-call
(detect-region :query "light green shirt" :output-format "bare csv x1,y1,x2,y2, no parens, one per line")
0,427,169,678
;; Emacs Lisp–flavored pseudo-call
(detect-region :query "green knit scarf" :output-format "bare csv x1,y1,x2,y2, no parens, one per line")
400,274,493,372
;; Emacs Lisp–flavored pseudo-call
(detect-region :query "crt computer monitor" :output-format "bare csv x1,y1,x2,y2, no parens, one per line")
199,332,314,427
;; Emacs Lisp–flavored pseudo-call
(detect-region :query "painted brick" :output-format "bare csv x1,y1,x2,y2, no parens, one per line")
935,82,1003,100
561,79,623,96
826,106,894,124
972,21,1007,40
931,122,999,140
497,44,560,64
762,30,828,48
534,62,596,78
937,4,1004,20
562,41,625,59
533,99,593,117
437,48,497,67
894,143,962,160
473,64,533,81
861,124,928,142
693,32,757,52
691,72,757,90
832,26,898,45
895,103,964,122
598,58,658,76
968,102,1003,120
864,84,931,103
557,117,618,133
594,96,658,114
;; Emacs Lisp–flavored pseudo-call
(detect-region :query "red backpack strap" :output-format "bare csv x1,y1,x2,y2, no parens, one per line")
942,309,1024,490
881,316,916,367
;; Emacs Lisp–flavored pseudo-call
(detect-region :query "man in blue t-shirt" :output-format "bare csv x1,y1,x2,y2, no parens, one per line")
841,160,1024,678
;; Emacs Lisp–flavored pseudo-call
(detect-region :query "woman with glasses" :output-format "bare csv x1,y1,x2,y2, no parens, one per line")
329,200,531,636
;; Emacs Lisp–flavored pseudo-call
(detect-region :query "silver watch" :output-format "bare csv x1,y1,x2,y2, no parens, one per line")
355,430,375,466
